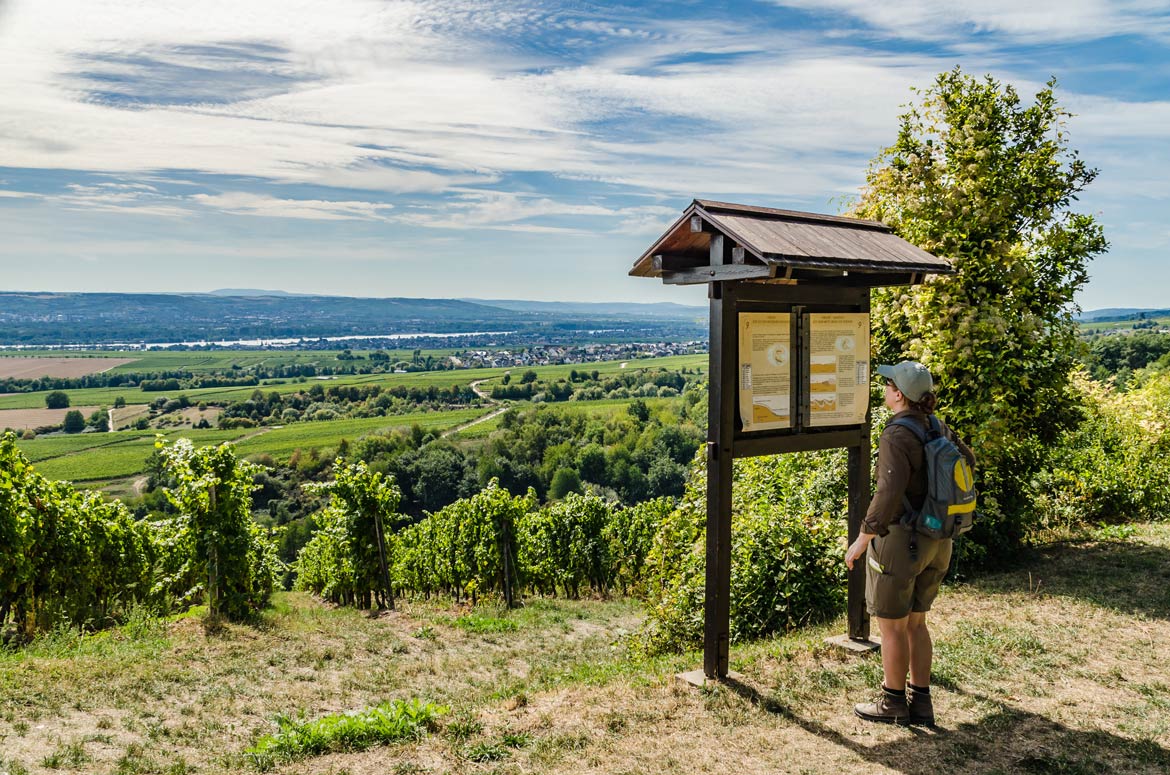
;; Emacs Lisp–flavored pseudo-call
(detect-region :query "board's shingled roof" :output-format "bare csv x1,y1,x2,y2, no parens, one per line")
629,199,952,279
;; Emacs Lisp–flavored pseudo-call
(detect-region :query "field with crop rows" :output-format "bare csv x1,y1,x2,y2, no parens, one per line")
16,408,491,483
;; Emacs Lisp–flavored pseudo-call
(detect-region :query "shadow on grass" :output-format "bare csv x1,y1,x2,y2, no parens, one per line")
724,678,1170,775
968,539,1170,621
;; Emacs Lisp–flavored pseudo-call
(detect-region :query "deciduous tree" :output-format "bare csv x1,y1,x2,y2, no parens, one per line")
851,68,1107,554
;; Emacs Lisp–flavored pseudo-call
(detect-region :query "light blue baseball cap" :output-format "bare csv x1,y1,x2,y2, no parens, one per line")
876,361,934,402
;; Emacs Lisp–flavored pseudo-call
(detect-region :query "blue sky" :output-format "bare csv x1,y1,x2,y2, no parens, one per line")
1,0,1167,309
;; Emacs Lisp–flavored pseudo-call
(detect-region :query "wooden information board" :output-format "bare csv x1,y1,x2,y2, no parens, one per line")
807,313,870,428
737,312,792,432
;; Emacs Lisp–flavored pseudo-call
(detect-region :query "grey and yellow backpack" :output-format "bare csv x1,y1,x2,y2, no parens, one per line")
891,415,976,540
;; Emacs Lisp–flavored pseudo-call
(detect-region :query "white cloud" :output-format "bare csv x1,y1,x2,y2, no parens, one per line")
192,191,395,221
768,0,1170,43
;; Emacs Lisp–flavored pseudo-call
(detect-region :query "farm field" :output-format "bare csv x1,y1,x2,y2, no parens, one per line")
23,429,253,482
16,407,493,483
0,357,137,379
1078,314,1170,334
3,525,1169,775
0,406,102,431
0,354,707,410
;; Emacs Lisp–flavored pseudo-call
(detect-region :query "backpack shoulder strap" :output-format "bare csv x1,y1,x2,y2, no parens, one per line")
889,416,927,444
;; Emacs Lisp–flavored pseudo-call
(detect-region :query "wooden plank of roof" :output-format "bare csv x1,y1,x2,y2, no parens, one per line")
631,199,951,278
709,213,948,270
695,199,888,230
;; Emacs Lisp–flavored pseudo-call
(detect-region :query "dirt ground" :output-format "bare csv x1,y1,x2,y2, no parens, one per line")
0,406,102,430
0,357,137,379
2,526,1169,775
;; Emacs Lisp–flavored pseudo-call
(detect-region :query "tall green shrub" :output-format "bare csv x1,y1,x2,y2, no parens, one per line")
638,450,847,654
851,68,1108,558
1034,371,1170,529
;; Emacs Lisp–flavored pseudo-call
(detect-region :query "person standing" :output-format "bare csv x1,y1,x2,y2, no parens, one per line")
844,361,975,725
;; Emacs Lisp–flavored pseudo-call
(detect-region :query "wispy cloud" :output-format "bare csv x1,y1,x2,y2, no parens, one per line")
192,191,395,221
0,0,1167,305
768,0,1170,43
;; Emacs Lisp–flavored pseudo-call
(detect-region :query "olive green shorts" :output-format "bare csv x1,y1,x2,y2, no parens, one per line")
865,525,952,619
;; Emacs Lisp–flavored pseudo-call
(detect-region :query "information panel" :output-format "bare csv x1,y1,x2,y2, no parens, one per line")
807,313,870,427
737,312,792,432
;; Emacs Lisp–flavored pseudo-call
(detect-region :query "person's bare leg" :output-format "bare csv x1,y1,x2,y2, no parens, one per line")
876,615,909,691
907,611,932,687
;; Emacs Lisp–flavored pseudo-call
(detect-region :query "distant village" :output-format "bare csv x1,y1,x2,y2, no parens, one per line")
449,340,705,370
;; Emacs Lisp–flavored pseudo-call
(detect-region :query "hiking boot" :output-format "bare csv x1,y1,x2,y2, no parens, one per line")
907,686,935,726
854,688,909,724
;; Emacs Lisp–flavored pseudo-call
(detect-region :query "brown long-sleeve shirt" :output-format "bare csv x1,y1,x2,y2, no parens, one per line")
862,410,976,537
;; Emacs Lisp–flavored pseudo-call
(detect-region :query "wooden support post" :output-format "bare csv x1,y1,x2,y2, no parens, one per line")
846,438,870,640
844,289,874,646
705,281,736,678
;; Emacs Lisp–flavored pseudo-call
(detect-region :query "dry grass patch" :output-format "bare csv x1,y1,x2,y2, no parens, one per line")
3,527,1170,774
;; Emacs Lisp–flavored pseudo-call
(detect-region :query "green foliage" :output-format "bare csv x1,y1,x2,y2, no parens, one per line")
296,460,402,609
549,467,582,499
0,432,156,638
852,68,1107,558
44,391,69,409
1033,372,1170,530
245,699,445,771
157,438,279,620
393,480,535,604
519,493,613,598
62,409,85,434
605,497,672,595
1083,331,1170,382
638,450,847,653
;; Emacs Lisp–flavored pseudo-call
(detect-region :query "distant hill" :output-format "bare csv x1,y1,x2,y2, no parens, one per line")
0,292,707,347
208,288,305,297
465,299,706,318
1078,308,1170,323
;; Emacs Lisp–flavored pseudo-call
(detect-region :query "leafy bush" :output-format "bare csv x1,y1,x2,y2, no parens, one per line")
854,68,1107,564
519,492,612,598
1033,371,1170,531
392,480,534,605
638,450,847,654
296,460,402,609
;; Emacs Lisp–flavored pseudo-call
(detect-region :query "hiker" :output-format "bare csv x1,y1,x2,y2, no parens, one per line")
844,361,975,725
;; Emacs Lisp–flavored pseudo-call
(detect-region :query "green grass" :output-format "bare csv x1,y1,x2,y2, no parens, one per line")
15,432,155,462
7,526,1170,775
244,699,445,771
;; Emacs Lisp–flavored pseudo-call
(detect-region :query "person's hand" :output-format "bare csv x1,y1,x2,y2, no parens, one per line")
844,533,874,570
